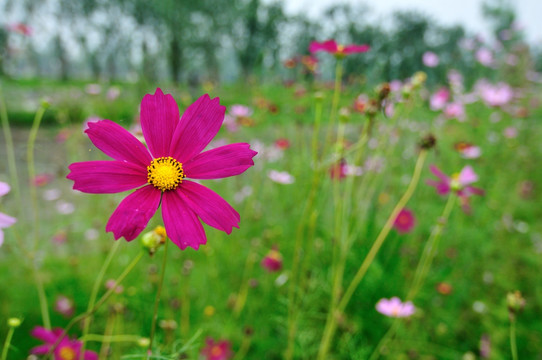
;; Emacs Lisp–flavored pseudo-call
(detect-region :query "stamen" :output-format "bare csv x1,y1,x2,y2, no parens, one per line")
147,157,185,191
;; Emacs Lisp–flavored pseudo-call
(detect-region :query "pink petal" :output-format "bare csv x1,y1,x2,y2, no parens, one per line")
183,143,257,179
85,120,151,168
429,165,450,183
105,185,160,241
458,165,478,185
0,212,16,228
84,350,99,360
309,40,338,53
31,326,58,343
344,44,370,54
465,185,484,196
0,182,10,197
181,180,240,234
30,344,51,355
162,190,207,250
426,179,450,195
169,94,226,163
67,161,147,194
140,88,180,158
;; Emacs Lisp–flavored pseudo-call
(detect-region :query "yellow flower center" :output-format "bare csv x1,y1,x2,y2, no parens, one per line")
59,346,76,360
211,345,223,356
147,157,184,191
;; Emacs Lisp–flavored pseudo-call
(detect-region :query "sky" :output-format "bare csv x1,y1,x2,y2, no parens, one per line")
276,0,542,45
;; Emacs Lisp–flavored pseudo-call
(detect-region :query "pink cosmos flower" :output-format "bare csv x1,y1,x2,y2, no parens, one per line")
393,208,416,234
476,48,494,67
353,94,369,113
54,295,75,317
229,105,253,118
0,182,17,247
422,51,439,67
268,170,294,184
309,39,370,58
274,138,290,150
67,89,257,250
261,248,283,272
427,165,484,212
454,142,481,159
480,82,514,107
376,297,415,318
430,88,450,111
30,326,98,360
201,338,233,360
503,126,518,138
32,173,54,187
6,23,32,36
444,102,466,121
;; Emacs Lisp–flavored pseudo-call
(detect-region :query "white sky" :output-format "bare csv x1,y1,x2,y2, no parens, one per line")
277,0,542,45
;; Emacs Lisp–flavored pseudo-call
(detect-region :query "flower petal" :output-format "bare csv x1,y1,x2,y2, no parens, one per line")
429,165,450,183
105,186,160,241
30,344,51,355
0,182,10,197
162,190,206,250
140,88,180,158
183,143,257,179
426,179,450,195
31,326,58,343
85,120,151,168
84,350,99,360
344,44,370,54
169,94,226,163
68,161,148,194
458,165,478,185
0,212,16,228
309,40,338,53
181,180,240,234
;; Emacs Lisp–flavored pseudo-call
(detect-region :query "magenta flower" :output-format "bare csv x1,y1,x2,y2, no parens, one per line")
427,165,484,212
309,39,370,58
67,89,257,250
393,208,416,234
429,88,450,111
261,248,283,272
6,23,32,36
422,51,439,67
201,338,233,360
30,326,98,360
0,182,17,247
376,297,415,318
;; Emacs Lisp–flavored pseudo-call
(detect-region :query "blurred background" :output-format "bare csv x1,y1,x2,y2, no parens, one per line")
1,0,540,86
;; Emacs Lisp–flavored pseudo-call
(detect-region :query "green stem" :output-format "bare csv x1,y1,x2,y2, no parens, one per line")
80,240,122,359
33,267,51,330
406,194,456,301
0,85,21,209
510,316,518,360
46,250,144,359
233,251,256,318
1,327,15,360
322,59,343,153
148,240,169,357
338,149,428,314
27,104,47,251
368,318,400,360
81,334,142,343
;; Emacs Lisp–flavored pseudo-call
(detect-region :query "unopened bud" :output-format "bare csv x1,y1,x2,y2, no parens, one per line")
507,291,526,315
8,318,21,328
419,134,437,150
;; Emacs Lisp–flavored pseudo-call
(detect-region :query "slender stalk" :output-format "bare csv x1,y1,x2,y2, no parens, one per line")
27,104,47,251
1,327,15,360
322,59,343,151
81,334,142,343
510,316,518,360
46,250,145,359
148,240,169,357
233,251,256,318
33,268,51,330
0,86,21,208
80,240,121,358
339,149,428,313
406,194,456,300
368,318,400,360
284,98,325,360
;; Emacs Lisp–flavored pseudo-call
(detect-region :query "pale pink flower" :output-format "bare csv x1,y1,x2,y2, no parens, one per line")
444,102,466,121
85,84,102,95
430,88,450,111
376,297,415,318
422,51,439,67
503,127,518,138
480,82,514,107
229,105,253,118
54,295,75,317
0,182,17,247
427,165,484,212
268,170,294,184
476,48,494,67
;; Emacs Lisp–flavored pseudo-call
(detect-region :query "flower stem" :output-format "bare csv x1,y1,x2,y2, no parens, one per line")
406,193,456,301
233,251,256,318
148,240,169,357
1,327,15,360
0,85,21,209
323,59,343,150
80,334,142,343
368,318,400,360
80,240,122,359
46,250,144,359
510,316,518,360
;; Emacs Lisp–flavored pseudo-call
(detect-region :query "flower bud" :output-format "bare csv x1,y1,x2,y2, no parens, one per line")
507,291,526,315
419,134,436,150
8,317,22,328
